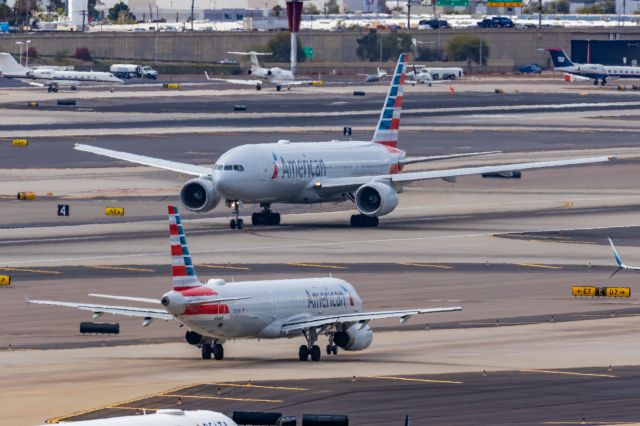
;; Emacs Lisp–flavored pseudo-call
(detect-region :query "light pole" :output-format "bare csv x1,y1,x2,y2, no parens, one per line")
25,40,31,68
16,41,23,66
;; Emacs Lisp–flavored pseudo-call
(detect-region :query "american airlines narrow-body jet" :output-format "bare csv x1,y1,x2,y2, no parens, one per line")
0,53,123,92
74,53,612,229
36,410,237,426
547,48,640,86
28,206,462,362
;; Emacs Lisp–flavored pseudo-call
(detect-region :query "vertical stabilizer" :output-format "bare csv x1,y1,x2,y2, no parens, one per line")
0,53,29,77
168,206,201,290
546,48,575,68
371,53,407,148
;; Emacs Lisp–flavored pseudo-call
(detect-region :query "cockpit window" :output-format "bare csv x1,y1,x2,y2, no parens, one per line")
224,165,233,170
233,165,244,171
217,164,244,172
215,165,223,170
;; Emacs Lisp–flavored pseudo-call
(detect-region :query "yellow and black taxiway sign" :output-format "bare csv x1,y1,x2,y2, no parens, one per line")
572,286,631,298
12,139,28,147
163,83,180,89
105,207,125,216
0,275,11,286
17,192,36,200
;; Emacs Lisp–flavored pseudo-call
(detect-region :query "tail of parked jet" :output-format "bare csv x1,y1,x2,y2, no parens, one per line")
0,52,28,76
371,53,407,148
168,206,202,290
546,48,575,68
228,51,272,69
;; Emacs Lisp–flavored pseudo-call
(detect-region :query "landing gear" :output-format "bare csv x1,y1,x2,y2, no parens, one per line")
601,78,607,86
202,343,212,359
299,328,321,362
593,79,599,86
229,201,243,230
47,85,59,93
256,84,262,91
251,203,281,226
276,85,282,92
326,344,338,355
350,214,379,228
213,343,224,360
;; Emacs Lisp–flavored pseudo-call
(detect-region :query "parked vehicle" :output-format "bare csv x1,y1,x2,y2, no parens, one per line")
519,63,543,74
478,16,515,28
418,19,450,30
477,18,497,28
0,22,9,33
109,64,159,79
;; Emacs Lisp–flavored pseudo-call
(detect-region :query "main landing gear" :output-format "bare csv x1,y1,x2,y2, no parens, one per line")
201,341,224,360
299,328,321,362
47,84,59,93
229,200,244,230
593,78,607,86
252,203,281,226
350,214,379,228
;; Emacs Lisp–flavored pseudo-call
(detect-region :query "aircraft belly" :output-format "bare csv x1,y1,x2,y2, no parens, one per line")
180,314,272,339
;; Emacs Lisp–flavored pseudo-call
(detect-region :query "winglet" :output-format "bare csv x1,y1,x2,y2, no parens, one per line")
608,238,624,268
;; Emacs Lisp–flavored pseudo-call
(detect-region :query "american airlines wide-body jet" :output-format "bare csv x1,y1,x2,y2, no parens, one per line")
547,48,640,86
28,206,462,362
36,410,237,426
0,53,123,92
74,53,611,229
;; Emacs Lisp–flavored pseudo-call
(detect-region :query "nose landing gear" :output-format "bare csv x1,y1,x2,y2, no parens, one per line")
229,201,244,229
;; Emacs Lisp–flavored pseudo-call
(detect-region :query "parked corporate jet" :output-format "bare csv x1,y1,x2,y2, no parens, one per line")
36,409,237,426
204,51,315,91
74,53,611,230
608,238,640,277
547,48,640,86
359,67,388,83
0,53,123,92
406,65,445,86
28,206,462,362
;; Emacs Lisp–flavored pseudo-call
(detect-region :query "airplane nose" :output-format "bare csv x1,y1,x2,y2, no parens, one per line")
214,173,237,198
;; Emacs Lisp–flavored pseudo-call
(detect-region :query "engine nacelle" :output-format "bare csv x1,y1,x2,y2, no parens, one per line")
333,324,373,351
185,330,203,346
180,178,220,213
354,182,399,217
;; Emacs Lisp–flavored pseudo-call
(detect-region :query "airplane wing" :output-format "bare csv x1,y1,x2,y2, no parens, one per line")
205,71,262,86
88,293,252,305
401,151,501,166
89,294,160,304
315,156,612,193
11,78,47,87
74,144,211,176
27,298,174,320
281,306,462,333
608,238,640,277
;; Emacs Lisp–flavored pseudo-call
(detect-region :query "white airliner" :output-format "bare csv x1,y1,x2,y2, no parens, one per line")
74,53,612,230
608,237,640,277
547,48,640,86
204,51,314,91
36,409,236,426
0,52,123,92
359,67,388,83
28,206,462,362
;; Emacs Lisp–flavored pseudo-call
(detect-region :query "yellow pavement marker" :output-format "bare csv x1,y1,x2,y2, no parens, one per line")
398,262,452,269
161,394,282,403
519,369,615,378
286,263,346,269
0,267,60,275
207,382,307,391
369,375,463,384
200,264,250,270
517,263,562,269
89,265,155,272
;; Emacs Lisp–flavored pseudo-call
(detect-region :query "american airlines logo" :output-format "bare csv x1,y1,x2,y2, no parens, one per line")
306,287,348,309
279,156,326,179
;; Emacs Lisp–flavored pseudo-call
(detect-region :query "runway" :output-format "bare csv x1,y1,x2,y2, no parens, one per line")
3,76,640,425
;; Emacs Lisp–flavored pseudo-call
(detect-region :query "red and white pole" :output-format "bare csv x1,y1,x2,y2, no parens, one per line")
286,0,303,75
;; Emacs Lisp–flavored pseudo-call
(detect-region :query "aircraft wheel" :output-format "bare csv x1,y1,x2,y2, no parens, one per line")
52,86,58,93
601,79,607,86
276,85,282,92
237,218,244,229
310,345,321,362
273,213,281,225
202,343,212,360
593,79,599,86
332,346,338,355
47,86,53,93
326,344,332,355
230,219,237,229
213,344,224,360
256,84,262,91
299,345,309,361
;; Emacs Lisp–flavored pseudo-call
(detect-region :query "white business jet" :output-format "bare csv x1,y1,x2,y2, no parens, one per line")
28,206,462,362
0,52,123,92
74,53,612,229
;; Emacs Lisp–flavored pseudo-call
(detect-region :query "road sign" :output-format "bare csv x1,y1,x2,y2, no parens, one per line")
303,46,314,60
437,0,469,6
57,204,69,217
343,127,352,136
487,1,523,6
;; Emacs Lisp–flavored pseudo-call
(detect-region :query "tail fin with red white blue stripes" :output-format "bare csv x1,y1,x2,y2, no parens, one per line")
168,206,201,290
371,53,407,148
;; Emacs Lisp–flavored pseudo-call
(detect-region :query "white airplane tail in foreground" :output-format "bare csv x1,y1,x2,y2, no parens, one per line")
28,206,461,362
608,237,640,277
36,409,237,426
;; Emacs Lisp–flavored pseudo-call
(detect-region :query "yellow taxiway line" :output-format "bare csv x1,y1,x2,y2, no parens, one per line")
200,264,250,270
207,382,308,391
369,375,463,384
398,262,453,269
161,394,283,403
0,266,60,275
519,369,616,378
89,265,155,272
517,263,562,269
286,263,346,269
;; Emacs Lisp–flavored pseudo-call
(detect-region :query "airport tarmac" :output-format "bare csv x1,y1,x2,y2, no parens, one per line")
3,77,640,425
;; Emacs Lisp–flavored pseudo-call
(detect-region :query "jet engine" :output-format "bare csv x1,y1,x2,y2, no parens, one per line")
354,182,399,217
185,330,203,346
180,178,220,213
333,324,373,351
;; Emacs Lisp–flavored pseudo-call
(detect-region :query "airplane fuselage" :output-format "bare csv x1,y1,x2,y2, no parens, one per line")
557,63,640,81
249,65,295,85
162,277,363,340
212,141,405,204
